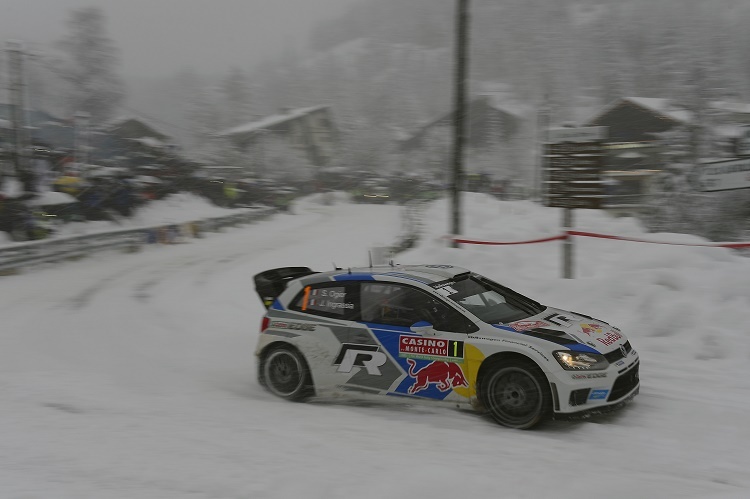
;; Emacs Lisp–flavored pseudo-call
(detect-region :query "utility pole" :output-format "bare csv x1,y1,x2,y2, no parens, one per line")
6,40,31,190
450,0,469,247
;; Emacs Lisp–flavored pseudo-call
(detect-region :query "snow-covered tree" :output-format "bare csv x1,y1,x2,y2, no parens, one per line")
218,67,254,129
57,7,124,124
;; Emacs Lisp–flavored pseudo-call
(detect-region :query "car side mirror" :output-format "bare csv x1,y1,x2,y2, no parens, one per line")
410,321,436,336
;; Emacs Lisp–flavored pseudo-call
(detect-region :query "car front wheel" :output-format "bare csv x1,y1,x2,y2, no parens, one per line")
261,346,313,401
480,360,551,429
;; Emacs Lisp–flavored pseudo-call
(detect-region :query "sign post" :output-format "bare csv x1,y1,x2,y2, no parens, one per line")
543,126,607,279
697,158,750,192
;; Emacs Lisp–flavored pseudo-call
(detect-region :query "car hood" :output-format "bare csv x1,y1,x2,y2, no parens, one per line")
495,307,628,354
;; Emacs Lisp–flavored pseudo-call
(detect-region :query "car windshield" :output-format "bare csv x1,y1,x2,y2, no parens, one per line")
431,273,544,324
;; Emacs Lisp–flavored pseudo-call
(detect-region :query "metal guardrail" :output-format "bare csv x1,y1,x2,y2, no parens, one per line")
0,206,276,275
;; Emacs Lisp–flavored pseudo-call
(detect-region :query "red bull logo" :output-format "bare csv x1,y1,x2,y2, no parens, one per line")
580,323,604,336
406,358,468,394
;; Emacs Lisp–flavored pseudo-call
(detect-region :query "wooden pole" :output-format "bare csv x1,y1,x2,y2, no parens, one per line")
450,0,469,247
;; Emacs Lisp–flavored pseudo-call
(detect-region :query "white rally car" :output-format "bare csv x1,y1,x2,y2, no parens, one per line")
253,264,639,429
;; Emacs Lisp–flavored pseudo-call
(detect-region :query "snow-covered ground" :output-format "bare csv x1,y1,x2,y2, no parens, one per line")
1,192,749,499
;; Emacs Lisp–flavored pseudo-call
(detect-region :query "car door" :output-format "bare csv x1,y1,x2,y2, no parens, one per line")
356,281,478,400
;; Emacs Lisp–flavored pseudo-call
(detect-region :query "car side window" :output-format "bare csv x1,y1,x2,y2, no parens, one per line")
359,282,477,333
289,282,356,320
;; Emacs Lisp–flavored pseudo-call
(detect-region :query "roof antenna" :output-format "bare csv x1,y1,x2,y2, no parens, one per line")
348,267,352,274
368,250,373,268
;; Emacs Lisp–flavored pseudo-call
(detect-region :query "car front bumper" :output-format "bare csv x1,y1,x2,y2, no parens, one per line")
550,358,640,416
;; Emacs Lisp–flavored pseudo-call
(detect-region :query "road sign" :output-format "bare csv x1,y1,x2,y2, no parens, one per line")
545,180,604,195
698,158,750,192
546,142,605,155
543,127,606,209
547,155,603,168
546,196,603,209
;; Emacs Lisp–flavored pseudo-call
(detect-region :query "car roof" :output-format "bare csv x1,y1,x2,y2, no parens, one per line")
307,264,471,285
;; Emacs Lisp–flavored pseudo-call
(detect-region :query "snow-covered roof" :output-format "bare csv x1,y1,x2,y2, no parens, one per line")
585,97,692,126
216,105,329,137
104,115,137,128
624,97,692,124
484,93,531,119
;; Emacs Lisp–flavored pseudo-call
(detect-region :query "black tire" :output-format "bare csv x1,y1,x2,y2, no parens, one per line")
479,360,551,429
261,346,313,401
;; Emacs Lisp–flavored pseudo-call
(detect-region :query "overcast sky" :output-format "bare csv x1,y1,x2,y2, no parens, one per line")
1,0,358,80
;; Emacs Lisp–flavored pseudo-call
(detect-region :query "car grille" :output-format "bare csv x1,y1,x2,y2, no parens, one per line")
607,362,639,402
603,341,632,364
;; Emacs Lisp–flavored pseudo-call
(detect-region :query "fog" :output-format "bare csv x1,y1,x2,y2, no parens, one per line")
0,0,358,79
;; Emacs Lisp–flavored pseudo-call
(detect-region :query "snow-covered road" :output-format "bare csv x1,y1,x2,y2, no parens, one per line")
1,194,749,499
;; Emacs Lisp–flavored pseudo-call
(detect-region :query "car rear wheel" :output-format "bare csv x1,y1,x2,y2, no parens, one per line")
261,346,313,401
480,360,551,429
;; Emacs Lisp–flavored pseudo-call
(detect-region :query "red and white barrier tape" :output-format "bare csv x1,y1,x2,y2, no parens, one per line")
450,234,567,245
449,231,750,249
566,230,750,249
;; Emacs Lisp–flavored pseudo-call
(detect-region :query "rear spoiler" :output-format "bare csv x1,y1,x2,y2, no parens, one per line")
253,267,318,309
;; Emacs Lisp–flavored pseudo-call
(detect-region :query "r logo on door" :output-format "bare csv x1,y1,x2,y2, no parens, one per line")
334,344,387,375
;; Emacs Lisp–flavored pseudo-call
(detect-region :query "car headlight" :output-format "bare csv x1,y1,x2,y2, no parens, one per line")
553,351,609,370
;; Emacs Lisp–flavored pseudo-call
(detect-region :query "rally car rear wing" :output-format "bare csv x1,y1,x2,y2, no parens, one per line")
253,267,318,309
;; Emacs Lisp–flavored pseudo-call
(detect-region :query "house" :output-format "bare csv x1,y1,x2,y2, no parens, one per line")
581,97,696,214
398,93,528,153
103,117,178,165
584,97,692,144
216,105,337,167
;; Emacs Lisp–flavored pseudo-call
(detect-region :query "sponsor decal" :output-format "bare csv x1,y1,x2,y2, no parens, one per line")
615,360,625,367
334,344,387,375
431,280,456,289
269,321,316,331
302,286,353,313
399,336,464,362
571,372,607,379
527,345,550,362
588,389,609,400
509,320,550,331
501,339,530,347
498,339,550,362
406,359,468,394
580,323,604,336
543,312,576,327
430,279,460,296
596,330,623,347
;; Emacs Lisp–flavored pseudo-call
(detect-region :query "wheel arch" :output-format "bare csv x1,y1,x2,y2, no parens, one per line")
257,340,314,391
476,351,554,429
476,351,550,395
